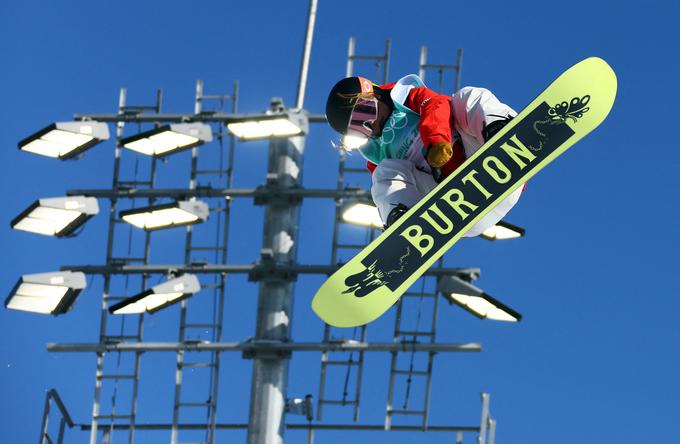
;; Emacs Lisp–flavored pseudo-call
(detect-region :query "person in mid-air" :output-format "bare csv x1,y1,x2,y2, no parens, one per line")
325,74,524,236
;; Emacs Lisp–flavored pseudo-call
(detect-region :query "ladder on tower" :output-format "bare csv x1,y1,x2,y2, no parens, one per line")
385,259,442,430
316,36,391,423
90,88,162,444
316,149,374,422
383,48,464,430
170,80,238,444
417,45,463,94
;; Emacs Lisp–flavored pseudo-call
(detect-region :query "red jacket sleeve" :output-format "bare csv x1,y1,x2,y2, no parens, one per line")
367,161,377,174
374,83,463,177
404,87,453,147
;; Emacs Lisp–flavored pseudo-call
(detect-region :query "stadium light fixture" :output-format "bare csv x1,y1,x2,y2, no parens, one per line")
226,111,308,140
5,271,86,315
18,121,110,160
340,201,383,229
480,220,526,241
11,196,99,237
108,274,201,314
120,200,209,231
437,275,522,322
121,123,213,156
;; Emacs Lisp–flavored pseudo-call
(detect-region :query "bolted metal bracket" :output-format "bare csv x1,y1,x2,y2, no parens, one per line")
247,250,298,282
241,339,293,360
253,182,304,207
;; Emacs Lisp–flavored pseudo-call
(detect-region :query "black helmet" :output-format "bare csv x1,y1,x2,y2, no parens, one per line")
325,76,374,135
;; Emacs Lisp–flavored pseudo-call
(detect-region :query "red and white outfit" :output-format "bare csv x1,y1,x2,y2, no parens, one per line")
362,76,523,237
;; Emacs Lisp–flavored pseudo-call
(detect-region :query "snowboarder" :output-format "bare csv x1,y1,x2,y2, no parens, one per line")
325,74,524,236
315,58,617,327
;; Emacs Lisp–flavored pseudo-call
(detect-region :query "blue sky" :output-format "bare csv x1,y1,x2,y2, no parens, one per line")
2,1,679,443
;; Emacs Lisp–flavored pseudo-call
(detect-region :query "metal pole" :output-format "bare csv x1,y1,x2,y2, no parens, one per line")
455,48,464,93
128,89,160,444
385,298,404,430
48,341,482,354
419,46,428,82
66,186,373,200
61,263,480,278
207,79,238,440
39,391,50,444
296,0,318,109
57,418,66,444
383,39,391,84
90,87,127,444
73,112,328,123
478,392,490,444
195,80,203,114
488,418,496,444
353,326,366,422
80,422,481,432
346,37,356,77
247,98,307,444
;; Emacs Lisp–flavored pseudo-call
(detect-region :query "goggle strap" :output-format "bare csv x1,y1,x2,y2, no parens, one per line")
357,77,374,95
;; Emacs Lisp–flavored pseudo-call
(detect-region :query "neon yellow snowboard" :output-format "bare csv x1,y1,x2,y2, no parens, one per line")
313,57,617,327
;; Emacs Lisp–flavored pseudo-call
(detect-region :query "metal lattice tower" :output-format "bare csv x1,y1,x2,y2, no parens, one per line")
32,10,503,444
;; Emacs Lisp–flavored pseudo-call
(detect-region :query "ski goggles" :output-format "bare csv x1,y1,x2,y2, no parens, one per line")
345,76,378,138
346,96,378,138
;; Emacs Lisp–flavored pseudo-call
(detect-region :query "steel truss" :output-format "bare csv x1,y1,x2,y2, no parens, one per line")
39,32,500,444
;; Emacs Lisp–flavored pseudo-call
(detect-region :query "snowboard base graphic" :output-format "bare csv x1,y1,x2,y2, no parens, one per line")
313,57,617,327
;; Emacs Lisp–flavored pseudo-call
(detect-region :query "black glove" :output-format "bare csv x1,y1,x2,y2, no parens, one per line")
383,203,409,230
482,116,514,142
431,167,443,183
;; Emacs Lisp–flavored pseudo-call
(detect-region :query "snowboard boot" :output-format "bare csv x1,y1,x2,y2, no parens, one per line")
383,203,409,230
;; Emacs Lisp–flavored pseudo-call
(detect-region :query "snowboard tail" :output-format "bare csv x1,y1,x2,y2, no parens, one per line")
313,57,617,327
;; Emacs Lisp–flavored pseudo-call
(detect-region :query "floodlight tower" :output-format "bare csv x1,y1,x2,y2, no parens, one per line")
16,2,525,444
246,99,308,443
247,1,314,440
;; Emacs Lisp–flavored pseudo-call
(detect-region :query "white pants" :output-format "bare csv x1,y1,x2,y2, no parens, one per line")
371,86,520,237
371,159,522,237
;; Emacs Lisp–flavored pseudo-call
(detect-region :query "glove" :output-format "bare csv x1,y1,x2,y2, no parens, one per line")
482,116,514,142
426,142,453,168
431,168,443,183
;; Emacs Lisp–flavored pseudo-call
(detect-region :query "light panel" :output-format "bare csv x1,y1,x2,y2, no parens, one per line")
11,196,99,237
227,112,307,140
5,271,86,315
447,293,520,322
480,220,525,241
121,123,212,156
227,118,302,139
120,200,209,231
109,274,201,314
18,121,110,159
437,275,522,322
341,202,383,229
